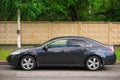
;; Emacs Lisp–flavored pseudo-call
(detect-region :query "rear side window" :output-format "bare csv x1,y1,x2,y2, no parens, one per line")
68,39,92,47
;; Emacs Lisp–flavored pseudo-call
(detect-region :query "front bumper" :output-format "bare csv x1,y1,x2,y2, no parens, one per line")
7,54,20,67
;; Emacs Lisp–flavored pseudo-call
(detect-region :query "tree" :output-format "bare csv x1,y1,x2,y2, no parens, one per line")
0,0,120,21
0,0,44,48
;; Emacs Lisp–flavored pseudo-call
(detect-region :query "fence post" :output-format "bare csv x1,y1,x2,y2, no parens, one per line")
48,22,51,40
108,22,111,45
78,22,82,36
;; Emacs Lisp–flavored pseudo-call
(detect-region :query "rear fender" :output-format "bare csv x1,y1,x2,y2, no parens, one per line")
84,50,106,66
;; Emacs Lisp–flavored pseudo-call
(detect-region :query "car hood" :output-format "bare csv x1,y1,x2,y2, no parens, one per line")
13,47,40,53
14,48,30,52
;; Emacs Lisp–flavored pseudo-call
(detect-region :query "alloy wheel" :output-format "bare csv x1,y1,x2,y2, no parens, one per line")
20,56,36,70
86,56,101,71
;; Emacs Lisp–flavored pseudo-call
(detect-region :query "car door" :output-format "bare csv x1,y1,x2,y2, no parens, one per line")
62,39,91,65
38,39,69,65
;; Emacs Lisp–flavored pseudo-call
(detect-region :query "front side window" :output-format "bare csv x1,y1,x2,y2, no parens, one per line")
48,39,67,48
68,39,92,47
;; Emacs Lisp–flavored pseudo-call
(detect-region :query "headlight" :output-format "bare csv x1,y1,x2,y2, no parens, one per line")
10,51,21,55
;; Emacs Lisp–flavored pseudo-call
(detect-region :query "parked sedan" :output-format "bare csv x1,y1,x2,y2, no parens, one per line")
7,36,116,71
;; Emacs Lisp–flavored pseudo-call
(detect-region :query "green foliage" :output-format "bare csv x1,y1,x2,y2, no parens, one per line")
0,0,120,21
0,0,17,20
115,49,120,61
16,0,44,20
0,48,15,60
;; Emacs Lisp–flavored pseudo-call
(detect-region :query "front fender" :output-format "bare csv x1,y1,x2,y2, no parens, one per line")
20,51,38,58
19,51,39,67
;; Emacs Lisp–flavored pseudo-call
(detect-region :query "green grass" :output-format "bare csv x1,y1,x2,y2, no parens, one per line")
115,49,120,61
0,48,15,60
0,48,120,61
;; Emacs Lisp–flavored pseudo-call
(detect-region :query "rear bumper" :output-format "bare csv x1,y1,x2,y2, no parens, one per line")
104,52,116,65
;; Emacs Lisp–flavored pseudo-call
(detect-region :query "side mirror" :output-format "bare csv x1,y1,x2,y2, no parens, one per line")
43,46,48,51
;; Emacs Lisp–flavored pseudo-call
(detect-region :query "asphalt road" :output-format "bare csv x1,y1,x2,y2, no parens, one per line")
0,64,120,80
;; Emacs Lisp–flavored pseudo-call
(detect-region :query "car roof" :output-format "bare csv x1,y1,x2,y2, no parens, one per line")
52,36,90,40
51,36,106,46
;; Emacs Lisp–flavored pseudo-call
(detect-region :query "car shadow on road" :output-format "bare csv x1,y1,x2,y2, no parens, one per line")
11,66,108,71
37,66,108,71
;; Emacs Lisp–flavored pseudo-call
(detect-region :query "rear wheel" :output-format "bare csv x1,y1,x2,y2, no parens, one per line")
85,56,101,71
20,55,36,70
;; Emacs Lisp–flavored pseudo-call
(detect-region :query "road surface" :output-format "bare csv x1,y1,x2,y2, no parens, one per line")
0,64,120,80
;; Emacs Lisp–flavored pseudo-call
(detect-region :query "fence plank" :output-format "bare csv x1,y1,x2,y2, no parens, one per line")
109,23,120,45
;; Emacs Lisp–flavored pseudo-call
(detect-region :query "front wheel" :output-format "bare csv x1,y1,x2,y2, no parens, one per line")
85,56,101,71
20,55,36,70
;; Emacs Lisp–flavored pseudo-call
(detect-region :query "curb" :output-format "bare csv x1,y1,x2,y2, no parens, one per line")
0,60,7,65
116,61,120,65
0,60,120,65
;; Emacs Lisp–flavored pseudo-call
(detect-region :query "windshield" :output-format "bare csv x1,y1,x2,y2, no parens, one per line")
34,39,54,47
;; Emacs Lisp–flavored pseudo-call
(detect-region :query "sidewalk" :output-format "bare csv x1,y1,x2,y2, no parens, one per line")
0,60,120,65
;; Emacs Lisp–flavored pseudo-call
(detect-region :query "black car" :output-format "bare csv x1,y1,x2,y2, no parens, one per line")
7,36,116,71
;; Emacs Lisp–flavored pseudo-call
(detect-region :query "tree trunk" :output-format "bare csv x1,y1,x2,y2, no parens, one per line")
88,3,91,20
17,8,21,48
69,5,78,21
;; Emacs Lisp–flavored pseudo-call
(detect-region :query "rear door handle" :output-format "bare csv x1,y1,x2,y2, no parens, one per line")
81,48,87,51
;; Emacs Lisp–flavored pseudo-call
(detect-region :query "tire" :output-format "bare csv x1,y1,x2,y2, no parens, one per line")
20,55,36,70
85,56,101,71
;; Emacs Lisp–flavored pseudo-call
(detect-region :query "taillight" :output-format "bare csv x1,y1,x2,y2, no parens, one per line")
109,47,114,52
